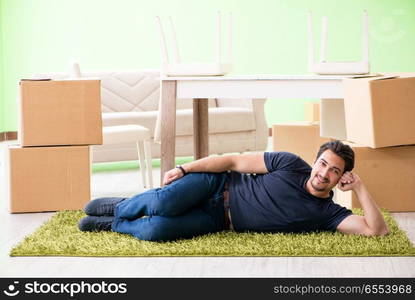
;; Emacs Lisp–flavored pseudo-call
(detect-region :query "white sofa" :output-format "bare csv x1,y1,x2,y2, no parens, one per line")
33,69,269,162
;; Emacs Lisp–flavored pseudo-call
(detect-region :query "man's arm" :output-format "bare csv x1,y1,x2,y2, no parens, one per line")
163,153,267,185
336,172,389,237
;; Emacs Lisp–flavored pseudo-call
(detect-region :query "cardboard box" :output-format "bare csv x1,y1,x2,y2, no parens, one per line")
304,101,320,123
19,79,103,146
272,122,331,165
335,143,415,212
343,74,415,148
320,98,347,140
6,145,91,213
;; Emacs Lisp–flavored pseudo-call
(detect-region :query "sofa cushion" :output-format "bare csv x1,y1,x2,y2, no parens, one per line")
176,107,256,136
102,107,256,137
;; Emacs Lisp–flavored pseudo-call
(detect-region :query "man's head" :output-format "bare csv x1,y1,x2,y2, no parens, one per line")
306,141,355,197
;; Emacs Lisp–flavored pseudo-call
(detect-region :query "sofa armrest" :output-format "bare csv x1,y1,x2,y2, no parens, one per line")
216,98,268,150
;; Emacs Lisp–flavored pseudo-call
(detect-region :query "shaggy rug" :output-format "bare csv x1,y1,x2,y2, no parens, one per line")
10,209,415,257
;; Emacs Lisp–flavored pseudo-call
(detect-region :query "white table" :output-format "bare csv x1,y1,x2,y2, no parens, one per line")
157,74,349,185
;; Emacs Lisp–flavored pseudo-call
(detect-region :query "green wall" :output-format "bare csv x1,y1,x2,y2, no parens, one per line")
1,0,415,132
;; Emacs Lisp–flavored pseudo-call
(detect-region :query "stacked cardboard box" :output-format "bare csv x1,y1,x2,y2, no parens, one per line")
336,74,415,212
272,101,332,166
272,121,331,166
335,143,415,212
304,101,320,124
6,79,102,213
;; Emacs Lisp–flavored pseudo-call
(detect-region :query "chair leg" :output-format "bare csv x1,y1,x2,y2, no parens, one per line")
137,141,147,189
144,140,153,188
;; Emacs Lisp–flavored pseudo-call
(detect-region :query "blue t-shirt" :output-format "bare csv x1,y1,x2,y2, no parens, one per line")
228,152,353,233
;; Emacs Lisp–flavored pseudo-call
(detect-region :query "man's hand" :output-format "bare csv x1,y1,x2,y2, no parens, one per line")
163,167,184,185
336,171,389,236
337,172,363,192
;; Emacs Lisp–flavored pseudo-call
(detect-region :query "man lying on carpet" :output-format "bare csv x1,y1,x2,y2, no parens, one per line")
78,140,389,241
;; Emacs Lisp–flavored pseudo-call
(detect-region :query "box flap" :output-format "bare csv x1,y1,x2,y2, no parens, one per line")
20,77,100,84
382,72,415,79
20,78,52,83
370,75,400,81
342,74,399,84
345,73,415,82
346,74,382,79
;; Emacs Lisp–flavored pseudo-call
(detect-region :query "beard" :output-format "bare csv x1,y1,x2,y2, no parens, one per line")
310,174,330,192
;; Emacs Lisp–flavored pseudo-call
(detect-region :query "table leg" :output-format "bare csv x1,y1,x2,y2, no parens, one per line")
160,80,177,186
193,98,209,160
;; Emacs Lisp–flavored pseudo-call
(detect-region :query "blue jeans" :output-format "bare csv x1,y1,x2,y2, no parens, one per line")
112,172,228,242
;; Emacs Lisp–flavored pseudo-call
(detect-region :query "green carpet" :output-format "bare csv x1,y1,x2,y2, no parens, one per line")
10,210,415,257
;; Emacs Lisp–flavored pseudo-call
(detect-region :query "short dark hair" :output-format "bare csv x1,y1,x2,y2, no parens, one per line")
316,140,355,173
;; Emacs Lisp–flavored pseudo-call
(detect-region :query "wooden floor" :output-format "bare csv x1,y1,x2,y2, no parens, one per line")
1,141,414,278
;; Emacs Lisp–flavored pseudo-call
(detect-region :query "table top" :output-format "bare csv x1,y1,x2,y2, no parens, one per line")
161,74,379,81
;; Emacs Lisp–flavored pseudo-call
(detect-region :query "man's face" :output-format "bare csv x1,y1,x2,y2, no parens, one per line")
309,149,345,196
